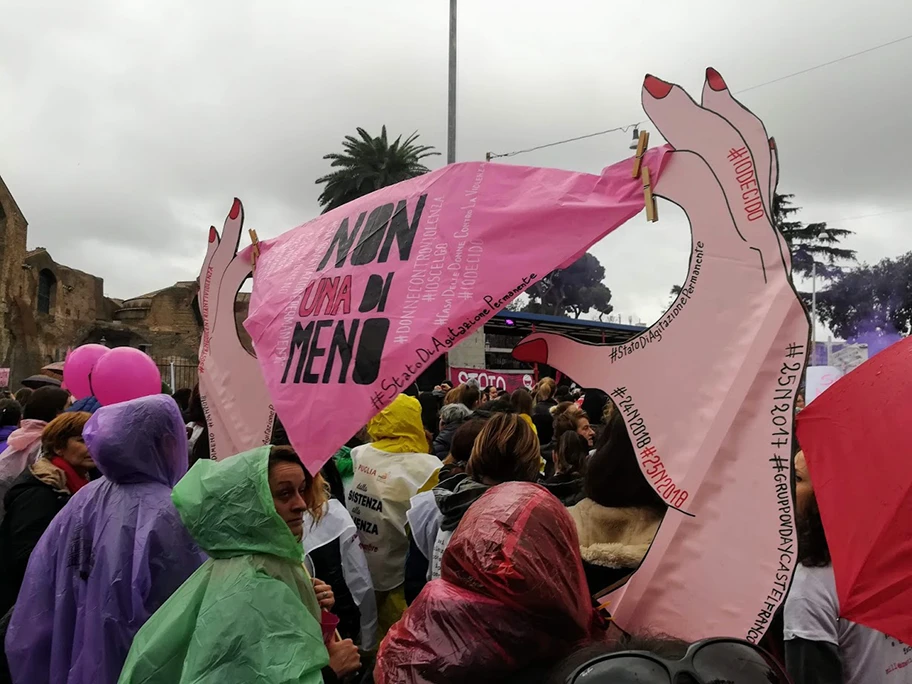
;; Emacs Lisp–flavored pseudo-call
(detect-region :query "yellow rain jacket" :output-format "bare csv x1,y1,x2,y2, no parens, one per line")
349,396,440,596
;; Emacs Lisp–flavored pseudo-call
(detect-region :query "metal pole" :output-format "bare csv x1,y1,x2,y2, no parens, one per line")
170,359,176,391
811,259,817,360
447,0,457,164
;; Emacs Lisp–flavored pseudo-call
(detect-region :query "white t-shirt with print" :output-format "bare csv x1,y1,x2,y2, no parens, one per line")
785,564,912,683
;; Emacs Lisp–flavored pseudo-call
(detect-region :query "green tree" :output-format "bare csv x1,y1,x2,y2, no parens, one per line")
816,253,912,339
773,193,855,278
316,126,439,212
523,253,614,319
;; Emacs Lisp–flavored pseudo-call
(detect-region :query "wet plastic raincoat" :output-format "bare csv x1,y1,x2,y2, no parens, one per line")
118,446,329,684
5,395,204,684
350,395,440,592
375,482,607,684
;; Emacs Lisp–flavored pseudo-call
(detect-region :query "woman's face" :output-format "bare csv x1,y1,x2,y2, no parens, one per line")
57,435,94,474
576,418,595,447
269,462,309,540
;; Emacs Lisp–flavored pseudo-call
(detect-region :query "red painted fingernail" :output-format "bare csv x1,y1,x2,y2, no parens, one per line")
512,338,549,364
208,227,217,243
706,67,726,92
644,75,673,99
769,137,777,150
229,198,241,220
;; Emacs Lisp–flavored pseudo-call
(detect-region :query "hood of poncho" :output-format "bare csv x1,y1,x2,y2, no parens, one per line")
83,394,187,486
172,445,304,562
368,394,428,454
434,475,492,532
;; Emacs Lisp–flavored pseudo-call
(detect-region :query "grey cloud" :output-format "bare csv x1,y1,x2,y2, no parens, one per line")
2,0,911,321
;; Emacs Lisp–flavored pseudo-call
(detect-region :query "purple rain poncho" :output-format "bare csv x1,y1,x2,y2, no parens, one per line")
5,395,205,684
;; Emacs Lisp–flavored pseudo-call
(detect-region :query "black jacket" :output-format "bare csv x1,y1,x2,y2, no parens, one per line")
541,474,585,507
308,537,361,644
431,425,458,460
0,469,71,615
532,401,557,445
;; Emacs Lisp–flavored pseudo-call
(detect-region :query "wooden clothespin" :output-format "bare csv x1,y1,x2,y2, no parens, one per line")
642,166,658,222
248,229,261,273
631,130,650,178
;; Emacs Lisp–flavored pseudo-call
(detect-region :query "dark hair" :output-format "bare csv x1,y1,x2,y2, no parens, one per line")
476,398,513,416
449,417,488,462
580,390,609,425
555,431,589,477
461,385,481,410
554,386,572,403
511,388,534,416
0,399,22,427
190,426,210,466
185,384,206,424
417,392,441,434
14,388,33,406
798,492,831,567
346,428,369,450
23,387,70,423
584,411,666,510
171,388,192,414
467,413,540,484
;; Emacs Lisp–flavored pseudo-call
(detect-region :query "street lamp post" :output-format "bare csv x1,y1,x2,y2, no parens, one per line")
811,258,817,356
447,0,457,164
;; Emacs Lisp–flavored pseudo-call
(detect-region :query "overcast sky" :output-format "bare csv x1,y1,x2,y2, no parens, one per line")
2,1,911,336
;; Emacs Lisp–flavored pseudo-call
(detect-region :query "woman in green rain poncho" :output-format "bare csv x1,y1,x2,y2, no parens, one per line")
119,446,361,684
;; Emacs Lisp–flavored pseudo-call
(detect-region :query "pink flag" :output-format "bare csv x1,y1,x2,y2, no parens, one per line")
243,150,668,474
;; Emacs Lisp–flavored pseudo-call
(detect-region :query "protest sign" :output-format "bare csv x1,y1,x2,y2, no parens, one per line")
806,365,843,404
233,149,669,471
449,367,533,393
514,69,810,641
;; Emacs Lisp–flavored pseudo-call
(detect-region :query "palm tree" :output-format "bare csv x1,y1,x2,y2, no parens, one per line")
315,126,440,212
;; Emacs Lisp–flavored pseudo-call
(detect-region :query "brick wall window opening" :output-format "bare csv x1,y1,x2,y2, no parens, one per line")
38,269,56,315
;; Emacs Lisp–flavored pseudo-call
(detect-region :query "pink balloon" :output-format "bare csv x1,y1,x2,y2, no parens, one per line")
91,347,162,406
63,344,110,400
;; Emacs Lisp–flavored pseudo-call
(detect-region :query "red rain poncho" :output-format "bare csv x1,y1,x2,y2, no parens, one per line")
375,482,606,683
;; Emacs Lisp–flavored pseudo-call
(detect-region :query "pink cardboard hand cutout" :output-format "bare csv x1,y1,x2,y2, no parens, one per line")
514,69,809,641
242,149,668,474
197,200,275,460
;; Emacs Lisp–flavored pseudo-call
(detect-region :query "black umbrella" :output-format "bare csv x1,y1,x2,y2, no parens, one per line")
21,374,62,389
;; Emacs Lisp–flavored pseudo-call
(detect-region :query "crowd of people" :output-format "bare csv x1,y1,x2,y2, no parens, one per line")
0,373,904,683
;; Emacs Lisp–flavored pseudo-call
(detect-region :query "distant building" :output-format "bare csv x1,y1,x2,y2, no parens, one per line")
0,174,212,388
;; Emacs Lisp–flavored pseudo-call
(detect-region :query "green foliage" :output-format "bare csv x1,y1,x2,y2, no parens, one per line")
773,193,855,278
524,253,613,319
816,253,912,339
316,126,439,212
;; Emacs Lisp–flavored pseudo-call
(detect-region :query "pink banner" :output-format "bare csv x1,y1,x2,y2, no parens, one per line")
243,149,668,473
448,367,534,394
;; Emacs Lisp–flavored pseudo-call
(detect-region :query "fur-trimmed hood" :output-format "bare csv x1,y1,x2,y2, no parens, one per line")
568,498,663,569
